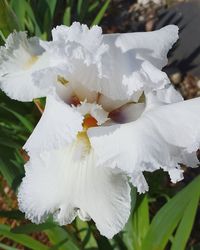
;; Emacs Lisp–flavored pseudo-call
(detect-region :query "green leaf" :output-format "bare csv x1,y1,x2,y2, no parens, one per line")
0,0,19,37
77,0,89,22
133,195,149,249
23,1,41,36
95,236,113,250
141,176,200,250
76,219,97,248
0,243,18,250
0,104,34,132
10,0,26,30
0,224,48,250
63,7,71,26
0,158,16,187
124,194,149,250
77,0,83,16
11,222,56,234
49,238,69,250
91,0,110,26
0,30,6,43
88,1,99,13
45,0,57,18
0,137,21,148
0,210,24,220
45,226,79,250
171,192,199,250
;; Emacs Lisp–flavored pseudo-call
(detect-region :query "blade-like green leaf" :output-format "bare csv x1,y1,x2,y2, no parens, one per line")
91,0,110,26
0,0,19,37
0,158,16,187
95,236,113,250
76,219,97,248
45,0,57,18
63,6,71,26
10,0,26,30
77,0,89,22
0,210,24,220
0,243,18,250
0,104,34,132
77,0,83,16
49,238,69,250
141,175,200,250
11,222,56,234
0,30,6,43
88,1,99,13
171,192,200,250
133,195,149,250
124,194,149,250
0,224,48,250
23,1,41,36
45,226,79,250
0,137,21,148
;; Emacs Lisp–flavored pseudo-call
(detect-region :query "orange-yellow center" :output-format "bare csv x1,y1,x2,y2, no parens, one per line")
76,114,98,154
82,114,97,130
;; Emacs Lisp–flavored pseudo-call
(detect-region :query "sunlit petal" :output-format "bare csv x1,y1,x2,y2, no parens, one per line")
89,97,200,192
0,32,48,101
24,95,83,155
18,145,131,238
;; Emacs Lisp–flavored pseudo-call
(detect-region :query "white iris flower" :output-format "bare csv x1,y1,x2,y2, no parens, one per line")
1,22,200,238
0,32,48,101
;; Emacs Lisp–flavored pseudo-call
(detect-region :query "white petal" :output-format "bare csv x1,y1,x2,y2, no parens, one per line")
109,103,145,124
121,61,170,96
105,25,179,69
74,101,109,125
98,92,143,112
34,24,175,104
0,72,46,102
89,26,176,101
23,95,83,154
31,66,76,103
155,84,183,104
18,145,131,239
88,97,200,192
32,65,100,104
144,86,183,111
33,23,107,102
0,32,49,101
52,22,104,54
130,172,149,194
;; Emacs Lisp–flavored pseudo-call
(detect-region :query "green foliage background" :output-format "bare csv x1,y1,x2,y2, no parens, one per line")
0,0,199,249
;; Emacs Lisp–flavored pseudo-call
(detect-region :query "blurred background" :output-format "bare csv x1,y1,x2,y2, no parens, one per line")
0,0,200,249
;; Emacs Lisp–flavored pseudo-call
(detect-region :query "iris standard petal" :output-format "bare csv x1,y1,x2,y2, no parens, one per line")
33,23,177,105
105,25,179,69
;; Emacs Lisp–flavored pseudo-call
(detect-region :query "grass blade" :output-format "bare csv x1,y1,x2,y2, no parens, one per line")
63,7,71,26
0,0,19,37
141,176,200,250
0,243,19,250
45,226,79,250
0,224,48,250
11,222,56,234
0,104,34,132
124,194,149,250
0,210,24,220
10,0,26,30
0,158,16,187
171,192,200,250
91,0,110,26
45,0,57,19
